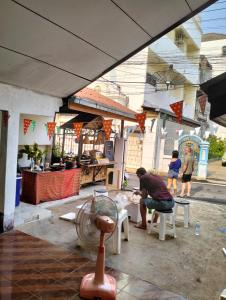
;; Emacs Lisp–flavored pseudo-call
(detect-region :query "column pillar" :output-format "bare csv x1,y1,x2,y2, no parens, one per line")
197,141,209,180
0,111,20,231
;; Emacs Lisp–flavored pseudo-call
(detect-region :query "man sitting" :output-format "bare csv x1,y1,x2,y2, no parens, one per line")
135,167,174,229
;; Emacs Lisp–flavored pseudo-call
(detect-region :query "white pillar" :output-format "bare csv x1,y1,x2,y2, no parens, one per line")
3,111,20,230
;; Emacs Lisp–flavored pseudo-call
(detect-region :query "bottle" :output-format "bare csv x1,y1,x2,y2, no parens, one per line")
195,221,201,236
40,159,44,171
30,158,34,171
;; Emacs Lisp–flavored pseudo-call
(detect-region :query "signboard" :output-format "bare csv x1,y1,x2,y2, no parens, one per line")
104,141,114,161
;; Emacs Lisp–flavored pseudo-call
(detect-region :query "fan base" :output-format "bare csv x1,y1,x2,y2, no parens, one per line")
80,273,116,300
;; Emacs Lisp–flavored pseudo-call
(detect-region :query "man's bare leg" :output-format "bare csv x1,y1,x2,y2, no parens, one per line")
135,199,147,229
187,181,191,196
179,182,186,197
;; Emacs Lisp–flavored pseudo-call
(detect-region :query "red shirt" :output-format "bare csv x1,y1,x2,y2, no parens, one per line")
140,174,172,200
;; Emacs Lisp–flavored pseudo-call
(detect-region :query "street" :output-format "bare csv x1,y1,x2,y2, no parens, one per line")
126,164,226,205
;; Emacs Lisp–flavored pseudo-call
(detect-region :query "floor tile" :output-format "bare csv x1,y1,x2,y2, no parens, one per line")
59,255,89,270
0,230,186,300
36,264,77,281
56,270,84,292
106,269,134,290
117,290,138,300
34,281,78,299
122,278,186,299
0,277,35,300
42,246,74,260
1,266,43,282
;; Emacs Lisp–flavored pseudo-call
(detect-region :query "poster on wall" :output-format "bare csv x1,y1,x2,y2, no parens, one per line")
104,140,114,161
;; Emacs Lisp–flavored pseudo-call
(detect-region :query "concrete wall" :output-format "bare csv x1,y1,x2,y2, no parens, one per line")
0,83,61,230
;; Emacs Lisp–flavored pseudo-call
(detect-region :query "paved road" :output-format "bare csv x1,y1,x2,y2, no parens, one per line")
126,173,226,205
207,160,226,182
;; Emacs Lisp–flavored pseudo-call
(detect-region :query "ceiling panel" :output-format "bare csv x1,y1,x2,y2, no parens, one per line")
0,1,115,80
0,48,89,98
17,0,151,60
112,0,190,37
0,0,215,98
187,0,212,10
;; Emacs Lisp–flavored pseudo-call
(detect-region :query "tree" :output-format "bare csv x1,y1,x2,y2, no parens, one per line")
207,135,226,159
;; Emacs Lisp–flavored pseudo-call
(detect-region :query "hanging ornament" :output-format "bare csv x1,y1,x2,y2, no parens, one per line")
170,101,183,124
135,112,146,133
161,127,167,137
103,119,113,140
198,94,207,115
23,119,32,135
73,122,83,140
195,127,200,135
47,122,56,140
176,129,183,136
55,126,61,134
30,120,36,132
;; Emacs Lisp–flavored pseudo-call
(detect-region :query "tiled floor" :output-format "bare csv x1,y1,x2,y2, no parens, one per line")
0,230,186,300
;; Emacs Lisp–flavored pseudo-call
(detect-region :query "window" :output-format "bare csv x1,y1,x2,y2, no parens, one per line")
146,73,157,87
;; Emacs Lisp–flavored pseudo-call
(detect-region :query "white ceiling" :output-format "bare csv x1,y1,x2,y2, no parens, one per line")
0,0,216,98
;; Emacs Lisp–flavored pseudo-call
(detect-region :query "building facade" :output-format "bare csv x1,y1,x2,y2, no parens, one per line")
89,16,202,174
200,33,226,139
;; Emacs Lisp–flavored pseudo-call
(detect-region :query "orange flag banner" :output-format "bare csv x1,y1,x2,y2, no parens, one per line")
73,122,83,140
170,101,183,124
103,119,113,140
47,122,56,140
24,119,32,134
135,112,147,133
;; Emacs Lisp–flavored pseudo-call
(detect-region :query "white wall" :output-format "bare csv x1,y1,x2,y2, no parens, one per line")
0,83,61,230
201,39,226,78
19,114,54,146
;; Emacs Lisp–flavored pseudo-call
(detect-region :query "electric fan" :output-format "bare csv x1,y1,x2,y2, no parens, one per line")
75,195,118,300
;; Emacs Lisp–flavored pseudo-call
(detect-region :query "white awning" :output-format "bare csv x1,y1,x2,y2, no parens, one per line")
0,0,216,98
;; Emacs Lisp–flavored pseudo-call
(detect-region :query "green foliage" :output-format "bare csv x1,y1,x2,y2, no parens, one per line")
19,143,47,163
207,135,226,159
52,143,62,158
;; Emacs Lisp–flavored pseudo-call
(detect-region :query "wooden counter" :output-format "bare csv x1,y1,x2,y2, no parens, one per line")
80,162,115,185
21,168,81,205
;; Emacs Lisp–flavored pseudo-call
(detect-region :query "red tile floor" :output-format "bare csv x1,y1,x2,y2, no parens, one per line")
0,230,186,299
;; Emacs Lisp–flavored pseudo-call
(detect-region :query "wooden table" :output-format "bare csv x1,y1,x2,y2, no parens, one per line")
21,168,81,205
80,162,115,185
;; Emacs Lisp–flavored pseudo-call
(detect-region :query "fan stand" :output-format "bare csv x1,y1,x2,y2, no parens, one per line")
80,231,116,300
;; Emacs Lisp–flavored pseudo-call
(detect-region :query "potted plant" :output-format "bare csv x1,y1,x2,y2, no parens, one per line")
19,143,47,165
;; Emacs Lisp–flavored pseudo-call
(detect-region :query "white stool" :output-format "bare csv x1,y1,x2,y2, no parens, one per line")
112,209,129,254
174,199,190,228
148,209,176,241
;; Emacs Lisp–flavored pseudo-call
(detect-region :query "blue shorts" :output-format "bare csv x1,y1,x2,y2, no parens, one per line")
143,198,174,211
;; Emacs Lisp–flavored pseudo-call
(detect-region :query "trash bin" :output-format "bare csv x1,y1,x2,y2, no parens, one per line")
15,175,22,207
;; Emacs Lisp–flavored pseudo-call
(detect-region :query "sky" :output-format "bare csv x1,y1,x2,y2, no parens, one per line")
201,0,226,34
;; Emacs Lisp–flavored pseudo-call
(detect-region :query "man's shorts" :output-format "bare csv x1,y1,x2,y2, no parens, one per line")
182,174,192,183
143,198,174,211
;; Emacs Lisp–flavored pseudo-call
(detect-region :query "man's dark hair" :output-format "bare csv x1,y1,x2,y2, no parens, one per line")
172,150,179,158
136,167,147,176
